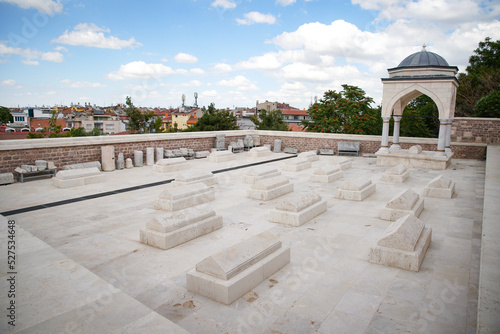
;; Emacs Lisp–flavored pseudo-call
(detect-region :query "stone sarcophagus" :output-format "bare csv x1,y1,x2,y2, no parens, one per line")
186,231,290,305
140,208,222,250
247,175,293,201
310,166,343,183
244,167,281,184
155,183,215,211
282,158,311,172
370,214,432,272
381,164,410,183
336,177,376,201
424,175,455,199
270,192,327,227
380,188,424,221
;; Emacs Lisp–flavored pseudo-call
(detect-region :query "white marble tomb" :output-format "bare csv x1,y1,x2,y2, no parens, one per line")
270,192,327,227
380,188,424,221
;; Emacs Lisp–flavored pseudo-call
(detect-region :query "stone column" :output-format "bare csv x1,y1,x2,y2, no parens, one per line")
101,145,116,172
116,153,124,170
390,116,402,150
437,118,448,153
377,116,391,153
156,148,164,162
445,118,453,153
134,150,143,167
146,147,155,166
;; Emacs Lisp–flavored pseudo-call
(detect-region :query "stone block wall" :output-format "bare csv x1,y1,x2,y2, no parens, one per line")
0,130,487,174
452,117,500,144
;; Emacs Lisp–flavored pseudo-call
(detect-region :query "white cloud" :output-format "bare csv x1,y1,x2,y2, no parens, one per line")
276,0,296,6
1,79,16,86
107,61,175,80
62,79,105,88
161,57,168,62
236,12,276,25
201,90,218,98
190,68,205,75
0,0,63,15
210,0,236,9
212,63,232,72
0,42,64,63
237,53,283,70
21,59,39,66
52,23,141,49
54,46,68,52
217,75,258,91
174,52,198,63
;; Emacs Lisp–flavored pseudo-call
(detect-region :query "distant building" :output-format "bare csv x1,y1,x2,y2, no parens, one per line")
256,100,310,125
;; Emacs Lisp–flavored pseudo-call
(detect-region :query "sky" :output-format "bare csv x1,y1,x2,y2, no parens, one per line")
0,0,499,110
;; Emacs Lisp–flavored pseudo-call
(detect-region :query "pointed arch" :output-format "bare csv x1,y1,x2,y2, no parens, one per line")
383,84,445,118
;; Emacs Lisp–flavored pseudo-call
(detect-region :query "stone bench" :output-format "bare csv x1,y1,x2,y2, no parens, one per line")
152,157,188,173
338,141,360,156
140,208,222,250
249,146,272,157
186,231,290,304
247,176,293,201
310,166,343,183
270,192,327,227
424,175,455,198
282,158,311,172
298,150,319,162
208,150,235,163
380,189,424,221
173,171,217,187
370,214,432,272
381,165,410,183
155,183,215,211
53,167,105,188
336,177,376,201
244,167,281,184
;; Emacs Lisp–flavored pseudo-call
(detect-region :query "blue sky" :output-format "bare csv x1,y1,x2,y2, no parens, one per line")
0,0,499,110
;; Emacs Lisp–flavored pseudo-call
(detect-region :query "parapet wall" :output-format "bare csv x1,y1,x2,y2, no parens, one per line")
452,117,500,144
0,130,486,174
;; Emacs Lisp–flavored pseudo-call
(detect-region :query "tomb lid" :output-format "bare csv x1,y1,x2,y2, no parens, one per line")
252,176,289,190
339,177,371,191
275,192,322,213
377,214,425,251
427,175,451,189
314,166,340,175
387,165,407,175
147,208,215,233
158,183,210,200
246,167,278,176
156,157,187,166
385,189,419,210
195,231,282,280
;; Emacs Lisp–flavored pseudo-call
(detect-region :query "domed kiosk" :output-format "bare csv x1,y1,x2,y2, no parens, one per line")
376,45,459,169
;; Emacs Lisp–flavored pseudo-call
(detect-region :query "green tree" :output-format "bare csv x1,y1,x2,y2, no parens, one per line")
150,116,164,133
48,111,64,137
0,106,13,124
474,90,500,118
123,96,154,133
302,84,381,135
191,103,238,131
456,37,500,117
250,109,289,131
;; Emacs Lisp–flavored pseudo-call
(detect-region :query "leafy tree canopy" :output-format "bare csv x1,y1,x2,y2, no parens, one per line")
190,103,238,131
0,106,13,124
123,96,154,133
250,109,289,131
457,37,500,117
474,90,500,118
302,84,381,135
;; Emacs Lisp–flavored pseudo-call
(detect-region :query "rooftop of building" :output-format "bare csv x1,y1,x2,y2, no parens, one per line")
0,147,499,333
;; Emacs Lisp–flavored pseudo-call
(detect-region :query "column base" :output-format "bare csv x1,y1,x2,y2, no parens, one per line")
445,147,452,153
377,147,390,154
389,144,401,151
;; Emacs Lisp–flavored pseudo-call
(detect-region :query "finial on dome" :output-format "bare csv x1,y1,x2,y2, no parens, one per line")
422,43,427,51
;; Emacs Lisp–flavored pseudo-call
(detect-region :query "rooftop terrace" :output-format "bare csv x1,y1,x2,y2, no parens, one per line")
0,146,499,333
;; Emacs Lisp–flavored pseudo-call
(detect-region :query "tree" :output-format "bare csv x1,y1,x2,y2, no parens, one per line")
474,90,500,118
456,37,500,117
0,106,13,124
150,116,164,133
123,96,154,133
191,103,238,131
250,109,289,131
302,84,381,135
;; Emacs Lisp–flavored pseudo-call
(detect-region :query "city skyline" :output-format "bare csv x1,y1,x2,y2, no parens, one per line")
0,0,499,110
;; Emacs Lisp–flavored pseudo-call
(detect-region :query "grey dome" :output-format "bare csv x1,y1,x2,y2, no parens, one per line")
397,50,449,68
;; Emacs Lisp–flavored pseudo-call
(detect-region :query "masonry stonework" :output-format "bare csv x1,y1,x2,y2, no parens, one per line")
451,117,500,144
0,130,487,174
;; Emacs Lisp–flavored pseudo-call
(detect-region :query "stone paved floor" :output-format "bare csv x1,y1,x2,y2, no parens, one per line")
0,152,486,333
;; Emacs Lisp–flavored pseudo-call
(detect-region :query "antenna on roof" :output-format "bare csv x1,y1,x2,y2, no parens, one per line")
194,92,198,107
181,94,186,107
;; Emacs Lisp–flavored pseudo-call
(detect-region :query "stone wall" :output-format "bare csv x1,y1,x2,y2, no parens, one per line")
0,130,486,174
452,117,500,144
